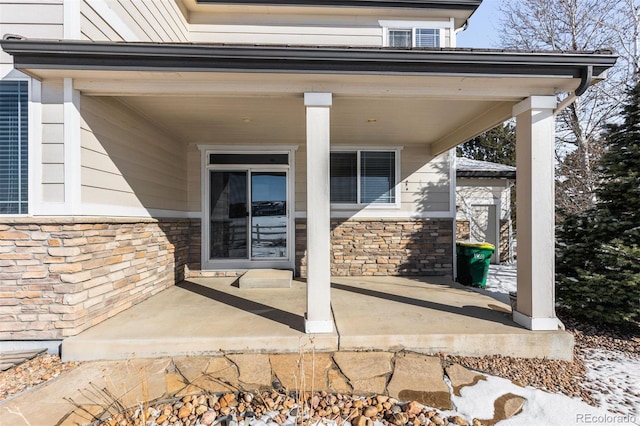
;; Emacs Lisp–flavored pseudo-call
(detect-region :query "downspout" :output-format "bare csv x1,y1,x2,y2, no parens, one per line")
554,65,593,116
451,19,468,48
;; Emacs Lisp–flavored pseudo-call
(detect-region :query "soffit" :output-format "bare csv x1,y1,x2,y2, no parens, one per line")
64,70,576,152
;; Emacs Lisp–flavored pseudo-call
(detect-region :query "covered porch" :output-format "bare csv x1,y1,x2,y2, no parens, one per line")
61,275,573,361
0,38,617,346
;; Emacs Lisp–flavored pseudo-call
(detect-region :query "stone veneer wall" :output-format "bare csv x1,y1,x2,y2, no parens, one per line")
499,219,511,263
456,220,470,241
456,219,512,263
0,218,199,340
296,218,453,277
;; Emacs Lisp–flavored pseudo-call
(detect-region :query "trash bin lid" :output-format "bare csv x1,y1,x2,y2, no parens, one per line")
455,241,495,250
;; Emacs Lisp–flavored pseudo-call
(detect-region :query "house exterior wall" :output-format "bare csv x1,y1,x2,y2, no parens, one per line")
76,1,455,47
298,146,452,215
0,218,198,340
80,0,189,42
80,95,189,213
188,144,451,218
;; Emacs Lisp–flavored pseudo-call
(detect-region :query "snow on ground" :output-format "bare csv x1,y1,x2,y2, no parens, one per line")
449,375,638,426
468,263,640,425
581,348,640,419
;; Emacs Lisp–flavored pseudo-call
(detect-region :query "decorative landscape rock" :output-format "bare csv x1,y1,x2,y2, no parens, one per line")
333,351,393,394
205,356,240,388
328,366,352,393
227,353,272,388
387,353,452,410
475,392,527,426
269,353,333,391
445,364,487,396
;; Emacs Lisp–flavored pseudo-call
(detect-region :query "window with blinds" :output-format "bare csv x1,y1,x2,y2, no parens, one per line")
387,28,441,48
0,81,28,215
330,150,396,205
388,29,412,47
415,28,440,48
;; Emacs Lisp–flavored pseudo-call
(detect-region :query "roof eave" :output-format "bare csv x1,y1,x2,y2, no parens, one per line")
456,171,517,179
0,38,618,79
195,0,482,10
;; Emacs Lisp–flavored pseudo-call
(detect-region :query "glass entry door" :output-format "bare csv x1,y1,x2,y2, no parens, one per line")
251,172,287,259
209,170,288,261
210,171,248,259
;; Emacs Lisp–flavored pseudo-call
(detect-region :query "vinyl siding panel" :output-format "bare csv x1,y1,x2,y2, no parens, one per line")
40,79,65,203
0,1,63,67
80,0,188,42
190,24,382,46
186,144,201,212
400,148,451,214
80,96,188,212
293,145,450,215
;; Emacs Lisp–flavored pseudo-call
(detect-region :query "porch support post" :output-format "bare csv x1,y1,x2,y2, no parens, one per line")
512,96,563,330
304,92,334,334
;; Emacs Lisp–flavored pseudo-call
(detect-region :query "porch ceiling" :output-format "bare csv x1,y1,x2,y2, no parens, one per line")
69,71,577,152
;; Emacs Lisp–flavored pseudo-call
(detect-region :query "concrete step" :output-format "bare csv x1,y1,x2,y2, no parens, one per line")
239,269,292,288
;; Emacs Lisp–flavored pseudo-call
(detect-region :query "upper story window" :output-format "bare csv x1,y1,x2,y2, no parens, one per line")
388,28,441,48
381,20,449,48
0,81,28,215
330,149,400,206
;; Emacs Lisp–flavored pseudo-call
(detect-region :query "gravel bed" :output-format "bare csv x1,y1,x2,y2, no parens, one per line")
0,353,80,401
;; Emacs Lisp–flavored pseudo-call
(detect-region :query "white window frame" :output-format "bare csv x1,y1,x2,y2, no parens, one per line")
0,78,32,216
330,146,402,210
380,20,450,48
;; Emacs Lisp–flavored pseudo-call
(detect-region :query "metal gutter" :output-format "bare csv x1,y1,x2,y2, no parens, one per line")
0,38,618,78
195,0,482,10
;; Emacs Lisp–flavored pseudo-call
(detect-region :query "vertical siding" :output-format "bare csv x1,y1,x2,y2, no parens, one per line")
80,0,188,42
80,96,188,211
0,1,64,69
40,79,65,202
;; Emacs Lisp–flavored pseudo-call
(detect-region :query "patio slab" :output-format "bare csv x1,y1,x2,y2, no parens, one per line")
62,278,337,361
61,276,573,362
330,276,573,360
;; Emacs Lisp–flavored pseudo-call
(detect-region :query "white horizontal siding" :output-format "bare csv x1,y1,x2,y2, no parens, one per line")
80,0,188,42
40,79,65,203
80,96,188,212
399,148,451,214
190,24,382,46
1,1,63,67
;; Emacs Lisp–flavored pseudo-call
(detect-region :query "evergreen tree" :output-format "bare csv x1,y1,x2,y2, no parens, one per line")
457,122,516,166
556,79,640,326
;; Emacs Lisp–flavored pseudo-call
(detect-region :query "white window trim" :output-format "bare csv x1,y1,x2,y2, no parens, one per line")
197,145,298,271
330,146,402,210
380,20,449,48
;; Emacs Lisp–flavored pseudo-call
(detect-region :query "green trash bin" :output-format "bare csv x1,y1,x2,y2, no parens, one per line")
456,241,495,288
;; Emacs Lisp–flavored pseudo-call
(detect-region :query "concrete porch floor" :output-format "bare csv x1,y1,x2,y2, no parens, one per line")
62,276,573,361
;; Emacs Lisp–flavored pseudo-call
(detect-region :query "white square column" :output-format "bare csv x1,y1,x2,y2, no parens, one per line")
304,93,334,333
513,96,563,330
